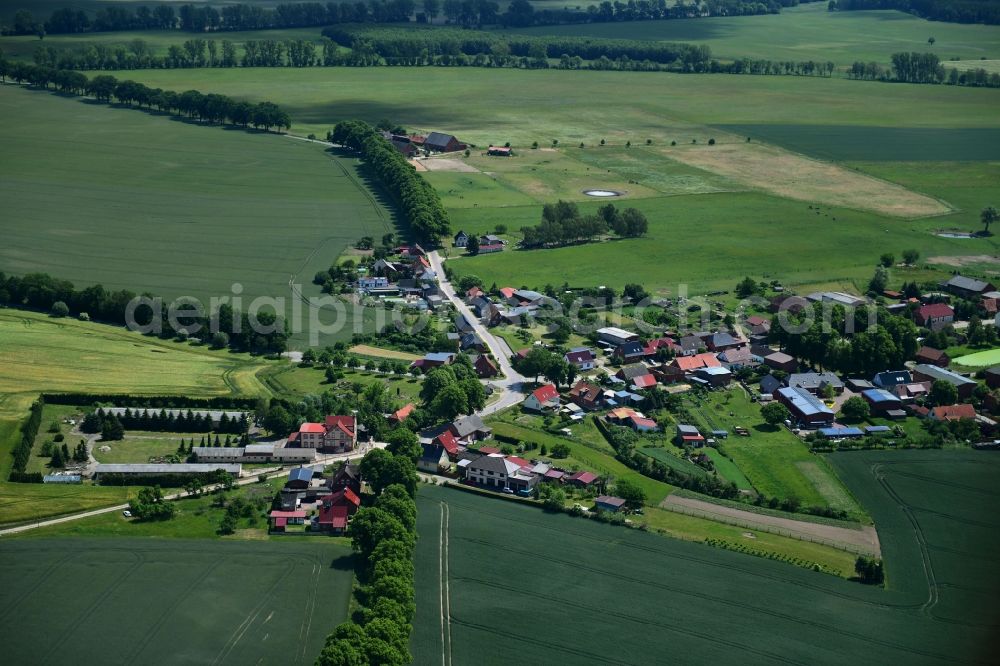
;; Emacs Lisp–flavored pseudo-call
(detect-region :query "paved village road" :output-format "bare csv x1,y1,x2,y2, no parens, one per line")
427,251,529,416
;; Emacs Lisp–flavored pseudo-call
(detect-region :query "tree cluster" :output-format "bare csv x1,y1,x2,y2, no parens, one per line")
128,485,177,521
513,347,575,387
0,271,288,356
318,448,418,666
769,303,919,377
330,120,451,244
831,0,1000,25
854,556,885,585
419,359,486,421
848,52,1000,88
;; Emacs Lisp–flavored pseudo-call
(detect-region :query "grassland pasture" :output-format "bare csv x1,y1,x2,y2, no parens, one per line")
0,538,354,665
412,455,999,665
951,348,1000,367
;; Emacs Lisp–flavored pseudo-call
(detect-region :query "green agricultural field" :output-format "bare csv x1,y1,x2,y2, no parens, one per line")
0,84,394,344
0,310,269,419
123,66,1000,145
412,451,999,665
411,452,1000,664
952,347,1000,367
514,3,1000,66
0,538,353,665
684,389,862,515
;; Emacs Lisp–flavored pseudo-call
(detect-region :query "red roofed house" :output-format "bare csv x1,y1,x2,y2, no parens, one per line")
632,374,657,390
269,510,306,532
290,416,357,453
914,346,949,367
499,287,516,300
628,415,659,432
390,403,415,424
671,353,720,374
569,381,602,411
643,337,679,359
317,487,361,534
564,347,597,370
567,471,599,488
433,430,460,457
915,303,954,329
472,354,499,378
524,384,561,412
466,286,485,299
930,404,977,422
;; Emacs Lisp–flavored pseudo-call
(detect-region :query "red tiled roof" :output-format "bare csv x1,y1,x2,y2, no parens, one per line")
466,286,484,298
506,456,531,468
633,374,657,389
392,404,415,421
630,416,658,429
324,415,355,437
931,404,976,421
269,510,307,519
299,423,325,434
434,431,459,456
568,471,598,484
478,446,501,455
915,346,946,362
500,287,516,298
532,384,560,403
917,303,954,321
673,353,719,372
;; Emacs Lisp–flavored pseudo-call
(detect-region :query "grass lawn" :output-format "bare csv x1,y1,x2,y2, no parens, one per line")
683,389,863,516
0,84,394,345
92,436,188,464
25,404,84,474
701,447,754,491
411,470,993,665
260,362,423,404
0,537,354,665
512,3,1000,66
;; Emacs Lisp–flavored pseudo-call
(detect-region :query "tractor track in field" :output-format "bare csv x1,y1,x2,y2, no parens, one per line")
438,501,452,666
39,550,145,663
123,561,222,665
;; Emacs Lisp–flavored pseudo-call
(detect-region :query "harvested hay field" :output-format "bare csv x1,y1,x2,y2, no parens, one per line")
665,141,951,218
418,158,479,172
348,344,421,361
926,254,1000,267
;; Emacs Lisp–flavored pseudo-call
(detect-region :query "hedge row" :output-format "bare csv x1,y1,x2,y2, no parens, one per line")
9,399,44,482
329,120,450,245
43,393,258,409
704,538,840,576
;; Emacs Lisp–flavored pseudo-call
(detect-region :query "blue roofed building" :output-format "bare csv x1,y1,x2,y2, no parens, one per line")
818,427,864,439
862,388,903,413
776,386,835,427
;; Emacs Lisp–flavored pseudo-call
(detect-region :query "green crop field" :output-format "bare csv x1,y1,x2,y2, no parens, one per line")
0,84,393,344
412,451,999,665
0,538,354,665
513,3,1000,66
